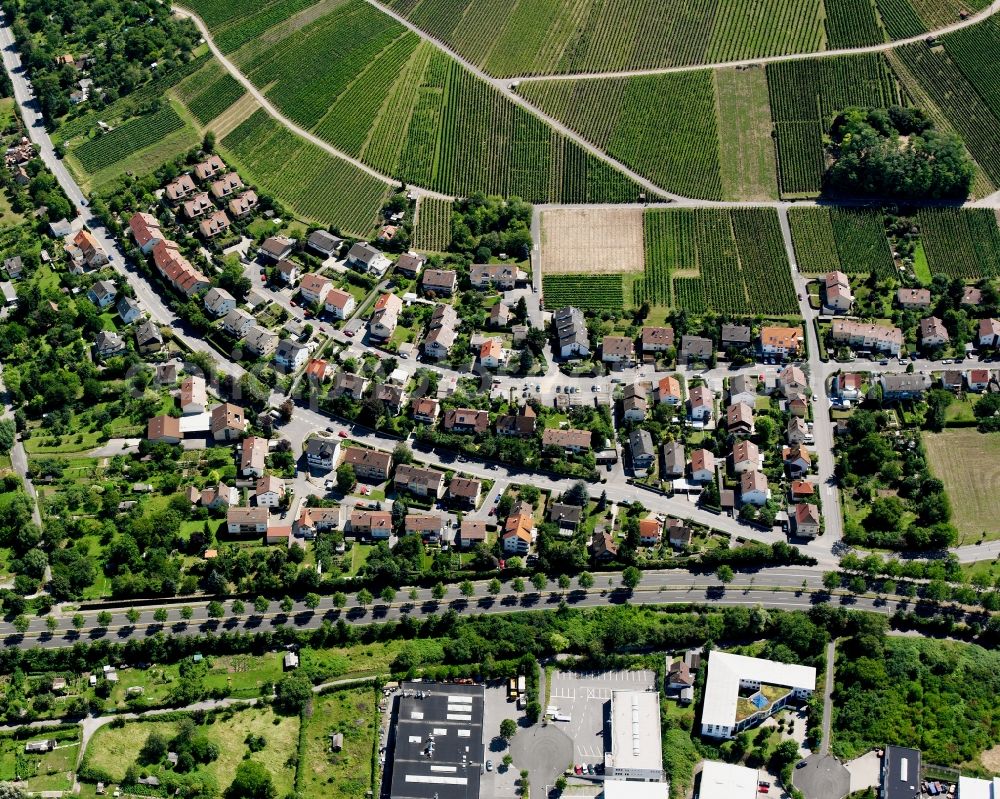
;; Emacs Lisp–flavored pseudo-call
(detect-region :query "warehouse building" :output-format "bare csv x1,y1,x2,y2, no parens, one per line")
604,690,664,782
385,682,484,799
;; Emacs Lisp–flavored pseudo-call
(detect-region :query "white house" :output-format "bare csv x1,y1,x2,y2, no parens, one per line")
204,287,236,318
740,470,769,506
275,339,309,370
180,375,207,415
255,475,285,507
346,242,391,276
324,288,356,319
689,385,713,422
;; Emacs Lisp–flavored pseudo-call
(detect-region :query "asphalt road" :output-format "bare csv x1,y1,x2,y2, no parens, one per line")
0,566,967,650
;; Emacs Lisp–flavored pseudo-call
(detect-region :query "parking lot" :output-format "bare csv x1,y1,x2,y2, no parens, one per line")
548,669,657,767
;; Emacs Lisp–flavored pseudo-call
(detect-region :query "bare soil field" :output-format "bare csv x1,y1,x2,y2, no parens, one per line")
541,207,644,274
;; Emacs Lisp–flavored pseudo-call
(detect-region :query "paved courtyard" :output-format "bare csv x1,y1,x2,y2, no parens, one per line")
548,669,657,766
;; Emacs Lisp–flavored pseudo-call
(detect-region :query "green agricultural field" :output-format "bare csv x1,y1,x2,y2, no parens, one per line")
542,273,623,311
519,70,722,199
84,706,299,794
917,208,1000,280
788,207,895,277
715,66,779,200
413,197,453,251
299,688,379,799
221,110,392,236
71,105,185,174
826,0,885,47
382,0,833,74
633,208,796,315
176,60,247,126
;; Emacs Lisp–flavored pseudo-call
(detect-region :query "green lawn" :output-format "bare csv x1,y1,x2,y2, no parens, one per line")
300,688,378,799
925,429,1000,544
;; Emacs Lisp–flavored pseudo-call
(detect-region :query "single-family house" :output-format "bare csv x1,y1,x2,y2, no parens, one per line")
629,428,655,471
449,477,481,508
227,506,268,535
689,385,713,422
201,484,237,510
346,242,391,276
134,320,163,353
778,365,807,398
421,269,457,296
897,288,931,310
602,335,635,366
223,308,254,338
726,402,755,436
548,502,583,531
790,480,815,502
591,530,618,563
204,287,236,318
259,236,294,263
209,172,243,199
622,383,648,422
147,414,182,444
295,506,343,538
541,428,593,453
275,339,309,370
501,512,534,555
255,475,285,507
183,192,213,219
87,279,117,308
760,326,803,359
394,251,425,277
824,271,854,312
324,288,356,319
740,470,769,506
792,503,820,538
479,338,506,369
657,375,682,405
721,324,752,350
978,318,1000,349
411,397,440,424
968,368,991,392
369,292,403,339
199,210,231,239
458,519,487,548
395,463,447,498
228,191,258,218
496,403,537,437
244,325,280,358
663,441,685,477
731,439,759,474
641,325,675,356
443,408,489,435
340,446,393,482
275,259,299,285
679,335,714,363
165,173,196,201
210,402,246,441
919,316,950,349
638,518,661,546
728,374,757,407
238,435,266,476
348,510,392,539
787,416,808,445
833,372,863,401
489,302,511,328
95,330,126,359
332,371,370,400
667,519,693,549
299,274,333,306
180,375,208,415
306,437,339,471
194,155,226,181
374,383,407,413
783,444,811,476
690,448,716,483
307,230,343,258
117,296,142,325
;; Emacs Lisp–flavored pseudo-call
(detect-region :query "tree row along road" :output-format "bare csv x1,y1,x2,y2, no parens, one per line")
0,565,973,650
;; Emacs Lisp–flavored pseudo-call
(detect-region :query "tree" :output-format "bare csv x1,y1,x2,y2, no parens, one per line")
578,572,594,589
207,601,225,619
335,463,356,492
280,596,294,613
823,572,841,591
459,580,475,598
622,566,642,590
96,611,112,628
45,615,57,633
716,565,734,585
254,596,269,614
531,573,547,592
126,607,140,625
72,613,84,630
141,730,169,764
432,582,446,600
153,608,168,624
12,614,29,633
511,577,525,594
488,578,502,596
380,586,396,603
0,419,15,454
357,588,373,608
558,574,571,592
502,753,513,769
304,593,321,610
393,443,413,465
225,760,276,799
274,673,312,714
563,481,589,507
499,718,517,741
231,599,246,616
180,606,194,621
332,592,347,609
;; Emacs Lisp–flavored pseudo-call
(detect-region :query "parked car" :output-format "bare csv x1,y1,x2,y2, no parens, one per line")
485,761,493,772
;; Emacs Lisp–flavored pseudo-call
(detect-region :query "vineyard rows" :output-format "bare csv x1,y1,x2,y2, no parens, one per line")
825,0,885,48
73,106,185,174
874,0,925,38
673,278,708,313
187,73,246,125
732,208,799,315
633,210,696,307
767,53,900,195
221,110,391,236
518,71,722,200
894,42,1000,186
413,197,453,251
918,208,1000,279
188,0,317,53
542,274,623,311
788,208,843,274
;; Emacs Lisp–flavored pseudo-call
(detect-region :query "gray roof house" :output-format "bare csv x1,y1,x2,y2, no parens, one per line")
629,428,655,470
116,296,142,324
307,229,343,257
663,441,685,477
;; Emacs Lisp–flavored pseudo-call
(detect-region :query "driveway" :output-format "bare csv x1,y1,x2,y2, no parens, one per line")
793,754,851,799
